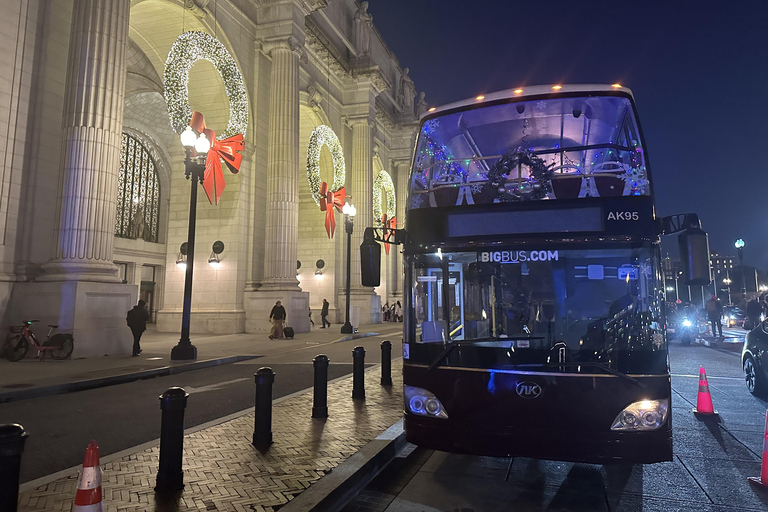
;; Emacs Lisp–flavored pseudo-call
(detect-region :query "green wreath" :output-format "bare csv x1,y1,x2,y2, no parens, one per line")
373,170,396,225
164,31,249,138
307,125,346,206
488,148,554,201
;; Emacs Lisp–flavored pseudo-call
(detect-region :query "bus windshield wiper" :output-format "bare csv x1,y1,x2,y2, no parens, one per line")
523,361,645,388
427,336,544,371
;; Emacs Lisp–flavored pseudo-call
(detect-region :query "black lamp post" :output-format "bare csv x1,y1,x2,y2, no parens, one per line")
340,202,357,334
735,238,746,302
171,126,209,360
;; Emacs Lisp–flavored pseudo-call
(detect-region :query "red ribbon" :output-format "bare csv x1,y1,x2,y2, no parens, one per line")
382,214,396,254
189,111,244,205
318,181,346,238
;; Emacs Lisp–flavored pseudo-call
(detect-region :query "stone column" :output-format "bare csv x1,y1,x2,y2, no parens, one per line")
39,0,130,283
350,118,373,292
390,159,410,299
260,37,302,292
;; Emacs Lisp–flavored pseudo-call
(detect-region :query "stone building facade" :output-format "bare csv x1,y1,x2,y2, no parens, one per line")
0,0,419,356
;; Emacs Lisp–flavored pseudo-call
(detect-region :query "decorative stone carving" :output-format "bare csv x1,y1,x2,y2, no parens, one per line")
184,0,209,19
416,91,428,117
307,84,323,112
132,207,146,240
399,67,416,113
354,1,373,56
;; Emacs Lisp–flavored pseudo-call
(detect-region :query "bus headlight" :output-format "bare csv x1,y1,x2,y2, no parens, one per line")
404,385,448,419
610,399,668,431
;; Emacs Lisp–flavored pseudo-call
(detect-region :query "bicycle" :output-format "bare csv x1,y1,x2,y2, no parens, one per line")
3,320,74,362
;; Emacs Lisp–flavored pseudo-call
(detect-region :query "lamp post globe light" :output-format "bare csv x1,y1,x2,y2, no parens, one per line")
341,202,356,334
171,126,210,360
735,238,746,302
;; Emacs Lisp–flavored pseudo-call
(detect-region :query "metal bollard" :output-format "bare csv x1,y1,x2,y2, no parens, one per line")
252,367,275,450
352,346,366,400
155,387,189,494
312,355,329,418
0,424,28,512
380,340,393,386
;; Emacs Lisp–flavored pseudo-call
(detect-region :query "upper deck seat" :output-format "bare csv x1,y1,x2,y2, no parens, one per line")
593,171,626,197
551,175,583,199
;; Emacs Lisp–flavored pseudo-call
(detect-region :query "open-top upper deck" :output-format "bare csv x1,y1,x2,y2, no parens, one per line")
408,84,652,214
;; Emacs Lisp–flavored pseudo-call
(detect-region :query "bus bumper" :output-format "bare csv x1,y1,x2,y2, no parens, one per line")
404,416,672,464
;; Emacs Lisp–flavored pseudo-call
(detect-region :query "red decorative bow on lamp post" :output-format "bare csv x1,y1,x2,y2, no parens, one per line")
382,214,396,254
318,181,346,238
189,111,244,205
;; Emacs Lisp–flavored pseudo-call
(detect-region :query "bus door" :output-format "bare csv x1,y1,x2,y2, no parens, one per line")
419,261,464,342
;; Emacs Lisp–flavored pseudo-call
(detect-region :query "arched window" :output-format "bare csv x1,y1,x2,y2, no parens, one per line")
115,133,160,242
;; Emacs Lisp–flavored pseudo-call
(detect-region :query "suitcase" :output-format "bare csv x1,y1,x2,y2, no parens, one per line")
283,326,294,339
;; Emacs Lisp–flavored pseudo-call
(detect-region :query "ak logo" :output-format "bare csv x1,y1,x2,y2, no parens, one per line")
515,381,542,399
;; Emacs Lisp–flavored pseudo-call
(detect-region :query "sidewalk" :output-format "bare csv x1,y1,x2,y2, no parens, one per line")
0,323,403,403
16,361,406,511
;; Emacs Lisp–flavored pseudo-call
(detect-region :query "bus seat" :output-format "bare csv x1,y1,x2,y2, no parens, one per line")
551,176,583,199
593,172,626,197
421,321,446,343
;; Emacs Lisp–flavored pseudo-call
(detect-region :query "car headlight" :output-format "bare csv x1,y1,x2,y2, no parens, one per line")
682,319,692,327
404,385,448,419
611,399,668,431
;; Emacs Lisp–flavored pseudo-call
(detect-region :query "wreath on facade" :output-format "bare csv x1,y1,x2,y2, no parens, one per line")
306,125,346,206
373,170,396,226
164,31,249,138
487,148,555,201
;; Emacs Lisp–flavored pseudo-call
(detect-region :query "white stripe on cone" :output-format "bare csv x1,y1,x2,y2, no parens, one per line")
72,504,103,512
77,467,101,490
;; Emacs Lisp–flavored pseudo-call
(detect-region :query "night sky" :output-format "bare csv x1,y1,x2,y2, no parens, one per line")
369,0,768,270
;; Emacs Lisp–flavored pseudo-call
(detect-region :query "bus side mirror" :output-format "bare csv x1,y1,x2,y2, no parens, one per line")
361,234,381,287
678,227,711,286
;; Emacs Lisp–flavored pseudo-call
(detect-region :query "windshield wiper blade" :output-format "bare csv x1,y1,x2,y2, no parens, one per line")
536,361,645,388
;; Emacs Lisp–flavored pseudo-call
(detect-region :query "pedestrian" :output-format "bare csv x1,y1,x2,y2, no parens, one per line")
383,302,390,322
269,300,287,339
395,301,403,322
309,306,315,327
705,295,723,337
321,298,331,328
126,299,150,356
746,297,761,330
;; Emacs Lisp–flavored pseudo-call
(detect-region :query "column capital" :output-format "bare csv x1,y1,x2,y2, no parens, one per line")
260,35,305,59
255,0,327,15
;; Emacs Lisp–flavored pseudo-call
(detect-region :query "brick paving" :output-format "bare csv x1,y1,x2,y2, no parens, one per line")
18,364,403,512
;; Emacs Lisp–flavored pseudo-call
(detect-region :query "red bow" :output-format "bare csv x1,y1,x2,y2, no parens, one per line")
189,111,244,205
382,214,396,254
318,181,346,238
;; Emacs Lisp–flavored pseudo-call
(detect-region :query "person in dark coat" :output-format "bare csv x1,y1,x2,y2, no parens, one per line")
126,300,150,356
269,300,286,339
321,299,331,328
747,298,762,329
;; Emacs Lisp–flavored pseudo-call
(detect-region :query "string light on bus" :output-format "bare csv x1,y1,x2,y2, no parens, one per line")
428,107,436,112
514,88,524,94
612,83,622,88
475,95,485,101
552,85,562,90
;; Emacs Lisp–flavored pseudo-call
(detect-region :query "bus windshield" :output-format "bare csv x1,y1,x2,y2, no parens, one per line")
409,245,666,374
409,95,649,209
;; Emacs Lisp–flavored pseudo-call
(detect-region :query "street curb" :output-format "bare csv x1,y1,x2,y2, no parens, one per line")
0,355,258,404
279,419,407,512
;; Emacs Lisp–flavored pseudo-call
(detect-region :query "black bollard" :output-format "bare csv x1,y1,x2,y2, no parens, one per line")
380,340,393,386
352,346,366,400
0,424,28,512
155,387,189,494
252,367,275,450
312,355,329,418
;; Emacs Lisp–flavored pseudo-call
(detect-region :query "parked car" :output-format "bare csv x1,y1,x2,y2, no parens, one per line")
742,320,768,396
723,305,745,328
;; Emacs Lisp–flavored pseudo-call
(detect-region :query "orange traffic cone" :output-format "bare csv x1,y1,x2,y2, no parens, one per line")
748,410,768,489
72,440,103,511
693,366,718,417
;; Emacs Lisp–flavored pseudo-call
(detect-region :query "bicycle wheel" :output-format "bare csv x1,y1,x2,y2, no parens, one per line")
4,335,29,362
49,336,74,360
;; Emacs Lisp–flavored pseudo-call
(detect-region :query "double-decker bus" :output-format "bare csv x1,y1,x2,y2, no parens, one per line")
362,84,710,464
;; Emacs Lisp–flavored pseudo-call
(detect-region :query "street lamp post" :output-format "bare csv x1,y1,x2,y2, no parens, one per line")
735,238,746,302
171,126,209,360
723,275,732,305
340,202,356,334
